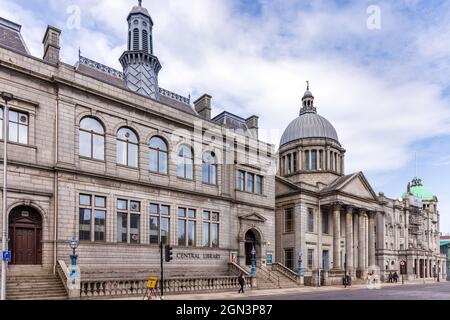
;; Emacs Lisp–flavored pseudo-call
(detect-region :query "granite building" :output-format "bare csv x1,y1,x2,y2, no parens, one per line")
275,86,447,284
0,2,277,298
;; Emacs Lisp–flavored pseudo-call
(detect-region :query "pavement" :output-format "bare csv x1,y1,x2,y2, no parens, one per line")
115,279,449,300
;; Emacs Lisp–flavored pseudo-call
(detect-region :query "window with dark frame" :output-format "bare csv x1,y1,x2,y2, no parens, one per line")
149,203,170,245
79,117,105,161
178,208,196,247
203,211,219,248
1,108,29,144
307,249,314,269
322,209,329,234
116,128,139,168
149,136,168,175
202,151,217,185
116,199,141,244
237,170,245,191
284,208,294,233
79,194,106,242
307,208,314,233
305,150,310,171
177,144,194,180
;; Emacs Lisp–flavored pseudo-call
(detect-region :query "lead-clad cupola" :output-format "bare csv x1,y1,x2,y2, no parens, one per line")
120,0,162,99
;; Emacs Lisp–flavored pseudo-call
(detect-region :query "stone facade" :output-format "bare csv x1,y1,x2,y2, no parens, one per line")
0,6,276,290
276,88,447,283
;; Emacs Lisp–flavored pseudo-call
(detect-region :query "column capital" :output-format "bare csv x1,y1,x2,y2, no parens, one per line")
367,211,377,218
332,201,344,210
346,205,356,213
358,208,366,215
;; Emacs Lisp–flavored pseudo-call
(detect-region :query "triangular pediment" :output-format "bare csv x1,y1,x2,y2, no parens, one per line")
276,176,300,195
238,212,267,223
339,172,378,200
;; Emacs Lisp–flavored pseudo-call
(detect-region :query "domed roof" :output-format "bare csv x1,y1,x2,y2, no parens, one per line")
402,177,434,201
280,112,339,146
128,1,152,21
280,86,339,146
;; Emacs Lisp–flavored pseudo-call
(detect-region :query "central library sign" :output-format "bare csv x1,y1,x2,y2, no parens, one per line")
176,253,221,260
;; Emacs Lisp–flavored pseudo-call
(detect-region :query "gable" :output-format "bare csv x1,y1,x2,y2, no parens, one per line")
238,213,266,223
341,175,376,200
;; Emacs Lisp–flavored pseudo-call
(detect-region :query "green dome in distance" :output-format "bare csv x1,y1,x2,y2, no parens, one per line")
402,177,434,201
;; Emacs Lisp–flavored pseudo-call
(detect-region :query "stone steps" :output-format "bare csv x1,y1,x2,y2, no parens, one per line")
6,266,68,300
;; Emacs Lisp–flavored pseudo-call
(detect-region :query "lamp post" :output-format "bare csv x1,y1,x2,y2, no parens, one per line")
1,92,13,301
297,252,303,275
250,246,256,276
69,238,79,282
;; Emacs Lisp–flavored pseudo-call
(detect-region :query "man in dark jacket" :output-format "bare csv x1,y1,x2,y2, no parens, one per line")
238,273,246,294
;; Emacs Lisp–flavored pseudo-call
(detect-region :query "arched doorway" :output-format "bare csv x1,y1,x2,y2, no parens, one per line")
8,206,43,265
245,229,261,266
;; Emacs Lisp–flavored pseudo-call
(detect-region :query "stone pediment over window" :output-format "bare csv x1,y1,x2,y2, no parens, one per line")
238,212,267,223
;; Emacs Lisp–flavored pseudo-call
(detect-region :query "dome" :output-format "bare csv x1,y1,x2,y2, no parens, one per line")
402,177,434,201
130,5,150,16
280,112,340,146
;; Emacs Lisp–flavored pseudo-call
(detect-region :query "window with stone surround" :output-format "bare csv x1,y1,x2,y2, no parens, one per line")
79,117,105,161
178,208,196,247
236,170,263,195
307,249,314,269
1,109,29,144
79,194,106,242
177,144,194,180
202,151,217,185
202,211,219,248
305,151,310,171
149,136,168,175
284,249,294,271
307,208,314,233
237,170,245,191
117,199,141,244
149,203,170,245
322,209,329,234
311,150,317,171
284,208,294,233
116,128,139,168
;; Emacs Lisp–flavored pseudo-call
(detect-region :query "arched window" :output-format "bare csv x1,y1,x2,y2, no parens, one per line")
149,136,168,174
133,28,139,50
177,144,193,180
117,128,139,167
202,151,217,185
79,117,105,160
142,30,148,52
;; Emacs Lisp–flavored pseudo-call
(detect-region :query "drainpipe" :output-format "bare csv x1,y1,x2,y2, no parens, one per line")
1,92,13,301
52,87,59,275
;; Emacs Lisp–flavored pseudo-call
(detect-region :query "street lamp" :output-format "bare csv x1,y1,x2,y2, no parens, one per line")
297,252,303,275
69,238,79,282
1,92,13,301
250,246,256,276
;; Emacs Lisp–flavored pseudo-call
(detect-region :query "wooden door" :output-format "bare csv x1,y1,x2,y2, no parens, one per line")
15,228,35,265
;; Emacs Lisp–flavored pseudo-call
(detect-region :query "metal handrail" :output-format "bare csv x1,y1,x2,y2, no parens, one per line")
228,262,251,277
259,266,280,286
271,262,299,281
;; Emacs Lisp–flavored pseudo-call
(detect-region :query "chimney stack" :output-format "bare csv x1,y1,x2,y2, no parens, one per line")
246,115,259,139
43,25,61,64
194,94,212,120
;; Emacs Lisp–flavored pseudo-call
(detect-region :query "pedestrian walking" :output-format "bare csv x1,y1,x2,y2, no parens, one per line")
238,273,246,294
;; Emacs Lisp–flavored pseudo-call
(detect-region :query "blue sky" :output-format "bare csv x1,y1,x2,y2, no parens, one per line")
1,0,449,233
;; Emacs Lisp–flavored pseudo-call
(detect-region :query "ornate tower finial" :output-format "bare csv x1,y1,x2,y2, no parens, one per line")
300,81,316,115
120,0,161,99
306,80,310,91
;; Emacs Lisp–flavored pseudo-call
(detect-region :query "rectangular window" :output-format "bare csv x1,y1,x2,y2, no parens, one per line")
178,208,196,247
149,204,170,245
237,171,245,191
117,199,141,244
284,208,294,233
285,249,294,271
255,175,263,195
311,150,317,171
307,208,314,233
287,154,292,174
8,110,28,144
305,151,310,171
246,173,254,193
319,150,323,170
307,249,314,269
203,211,220,248
322,209,329,234
79,194,106,242
293,152,297,172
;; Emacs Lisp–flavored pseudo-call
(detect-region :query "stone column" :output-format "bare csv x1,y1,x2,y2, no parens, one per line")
368,211,376,267
345,206,354,273
358,209,366,276
333,203,342,270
